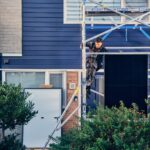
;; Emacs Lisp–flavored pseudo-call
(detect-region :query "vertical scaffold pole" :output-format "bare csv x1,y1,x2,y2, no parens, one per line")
81,0,86,119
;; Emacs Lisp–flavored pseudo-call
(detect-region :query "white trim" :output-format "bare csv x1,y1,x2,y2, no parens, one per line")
97,69,150,73
49,71,64,74
106,47,150,49
86,52,150,55
3,70,46,82
82,1,87,119
78,71,81,119
2,71,5,83
0,69,82,72
64,21,150,25
63,72,67,107
2,53,22,57
63,0,67,24
86,47,150,50
121,0,126,23
45,71,49,85
149,0,150,22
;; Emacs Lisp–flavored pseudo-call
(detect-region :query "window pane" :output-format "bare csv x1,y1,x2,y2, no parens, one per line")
50,74,63,88
64,0,121,24
6,72,45,88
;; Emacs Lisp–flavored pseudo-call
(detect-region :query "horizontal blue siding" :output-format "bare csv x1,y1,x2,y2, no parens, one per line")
3,0,82,69
2,0,150,69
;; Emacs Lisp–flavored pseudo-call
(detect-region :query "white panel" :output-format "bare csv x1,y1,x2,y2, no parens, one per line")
24,89,61,148
0,0,22,54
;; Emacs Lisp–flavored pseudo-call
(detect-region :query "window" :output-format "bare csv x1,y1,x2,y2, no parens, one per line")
5,72,45,88
49,73,66,107
50,73,63,88
64,0,150,24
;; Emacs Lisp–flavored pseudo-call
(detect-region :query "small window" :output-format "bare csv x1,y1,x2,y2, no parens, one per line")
50,73,63,88
49,73,66,107
5,72,45,88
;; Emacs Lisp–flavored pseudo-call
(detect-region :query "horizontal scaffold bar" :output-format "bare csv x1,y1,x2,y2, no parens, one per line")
86,11,148,17
86,25,150,29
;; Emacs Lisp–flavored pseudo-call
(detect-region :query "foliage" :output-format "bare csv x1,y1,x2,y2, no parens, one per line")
0,83,38,132
145,99,150,106
50,102,150,150
0,82,38,148
0,134,26,150
0,83,38,133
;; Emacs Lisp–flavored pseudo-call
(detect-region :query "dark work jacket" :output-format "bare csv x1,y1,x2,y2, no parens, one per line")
86,42,108,70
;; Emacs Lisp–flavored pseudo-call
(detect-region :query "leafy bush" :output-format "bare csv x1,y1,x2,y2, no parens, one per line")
0,83,38,134
0,134,26,150
0,83,38,148
50,102,150,150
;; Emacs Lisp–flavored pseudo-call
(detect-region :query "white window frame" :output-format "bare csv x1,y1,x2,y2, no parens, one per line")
2,70,46,85
149,0,150,22
1,69,82,109
64,0,82,24
47,71,67,108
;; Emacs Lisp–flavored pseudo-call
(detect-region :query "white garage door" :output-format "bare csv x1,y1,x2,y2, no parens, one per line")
24,89,61,148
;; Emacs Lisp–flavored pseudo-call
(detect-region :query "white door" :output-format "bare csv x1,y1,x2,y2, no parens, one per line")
24,89,61,148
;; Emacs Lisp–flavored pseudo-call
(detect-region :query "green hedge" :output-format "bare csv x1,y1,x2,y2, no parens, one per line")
50,102,150,150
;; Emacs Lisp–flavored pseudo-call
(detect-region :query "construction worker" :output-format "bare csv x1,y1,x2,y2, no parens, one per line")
86,37,107,96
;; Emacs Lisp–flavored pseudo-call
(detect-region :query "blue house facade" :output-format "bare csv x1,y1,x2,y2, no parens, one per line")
1,0,150,69
0,1,84,140
0,0,150,108
0,0,150,110
0,0,150,147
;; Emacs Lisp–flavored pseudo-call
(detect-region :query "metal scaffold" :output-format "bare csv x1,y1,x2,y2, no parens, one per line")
81,0,87,120
81,0,150,119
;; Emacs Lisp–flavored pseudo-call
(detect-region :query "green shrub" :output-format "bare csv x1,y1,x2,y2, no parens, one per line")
50,102,150,150
0,134,26,150
0,83,38,148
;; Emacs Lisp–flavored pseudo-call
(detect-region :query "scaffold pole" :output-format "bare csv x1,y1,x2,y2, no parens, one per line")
81,0,87,120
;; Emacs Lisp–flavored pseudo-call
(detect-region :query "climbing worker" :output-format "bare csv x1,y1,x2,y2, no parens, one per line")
86,37,107,97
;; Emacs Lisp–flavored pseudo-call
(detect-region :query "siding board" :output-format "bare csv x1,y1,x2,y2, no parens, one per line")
2,0,150,69
3,0,81,69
